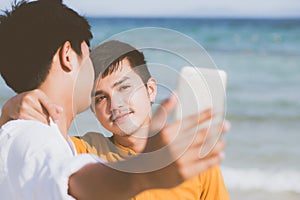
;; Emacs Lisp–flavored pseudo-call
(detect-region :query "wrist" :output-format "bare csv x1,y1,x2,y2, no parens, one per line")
107,157,155,195
130,172,154,194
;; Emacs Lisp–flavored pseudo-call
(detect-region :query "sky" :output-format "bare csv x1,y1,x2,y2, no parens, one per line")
0,0,300,18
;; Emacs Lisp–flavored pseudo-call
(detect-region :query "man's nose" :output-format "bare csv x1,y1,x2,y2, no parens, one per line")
110,93,123,112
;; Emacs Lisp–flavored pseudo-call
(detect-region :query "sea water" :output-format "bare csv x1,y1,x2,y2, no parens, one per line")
1,18,299,199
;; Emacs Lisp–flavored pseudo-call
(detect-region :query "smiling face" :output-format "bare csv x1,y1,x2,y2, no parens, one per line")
93,58,157,137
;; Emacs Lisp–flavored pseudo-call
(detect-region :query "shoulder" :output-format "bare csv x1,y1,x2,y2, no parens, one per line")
0,119,71,160
1,119,53,134
199,165,223,180
198,165,230,200
71,132,113,155
82,132,108,140
1,119,58,142
81,132,110,147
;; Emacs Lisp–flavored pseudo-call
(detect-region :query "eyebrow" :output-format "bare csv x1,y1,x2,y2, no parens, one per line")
93,90,104,97
93,76,130,97
112,76,130,88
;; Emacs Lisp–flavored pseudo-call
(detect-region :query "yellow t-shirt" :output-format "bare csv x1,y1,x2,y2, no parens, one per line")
71,132,230,200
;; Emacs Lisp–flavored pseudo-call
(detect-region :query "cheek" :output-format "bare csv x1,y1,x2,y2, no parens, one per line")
95,106,108,123
130,90,151,111
78,60,94,100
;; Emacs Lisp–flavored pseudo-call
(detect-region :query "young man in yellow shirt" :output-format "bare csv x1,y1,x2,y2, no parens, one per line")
72,40,230,200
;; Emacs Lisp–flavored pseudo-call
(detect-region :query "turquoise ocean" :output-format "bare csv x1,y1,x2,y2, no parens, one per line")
0,18,299,199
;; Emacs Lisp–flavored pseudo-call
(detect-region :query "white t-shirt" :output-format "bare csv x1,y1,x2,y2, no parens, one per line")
0,119,101,200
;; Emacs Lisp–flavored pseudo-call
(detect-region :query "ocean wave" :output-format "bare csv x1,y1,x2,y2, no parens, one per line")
208,48,300,57
226,114,300,122
222,166,300,193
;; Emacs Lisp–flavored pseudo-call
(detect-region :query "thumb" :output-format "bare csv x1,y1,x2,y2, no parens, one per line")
47,104,63,124
150,93,177,134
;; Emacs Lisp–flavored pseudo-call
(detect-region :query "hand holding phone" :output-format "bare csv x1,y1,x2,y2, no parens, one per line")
175,66,227,157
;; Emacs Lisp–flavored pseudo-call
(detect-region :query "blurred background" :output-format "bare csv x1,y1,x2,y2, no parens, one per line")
0,0,299,199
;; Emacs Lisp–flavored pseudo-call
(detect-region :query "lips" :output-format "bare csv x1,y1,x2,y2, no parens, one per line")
111,111,133,123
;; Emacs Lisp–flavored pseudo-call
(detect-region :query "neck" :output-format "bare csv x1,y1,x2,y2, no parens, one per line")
113,126,150,153
42,88,74,139
39,80,74,140
53,110,73,140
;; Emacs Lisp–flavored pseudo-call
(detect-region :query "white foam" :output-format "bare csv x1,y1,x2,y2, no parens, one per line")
222,166,300,193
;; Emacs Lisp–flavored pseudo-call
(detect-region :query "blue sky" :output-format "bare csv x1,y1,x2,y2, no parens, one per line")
1,0,300,18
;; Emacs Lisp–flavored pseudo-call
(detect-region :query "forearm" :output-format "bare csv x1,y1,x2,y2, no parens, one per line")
68,148,188,200
69,162,150,200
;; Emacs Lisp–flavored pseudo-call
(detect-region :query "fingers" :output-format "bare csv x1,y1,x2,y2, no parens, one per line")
177,108,212,132
194,121,227,157
185,152,225,178
34,89,63,123
2,93,24,120
221,120,231,134
157,108,213,145
20,105,49,124
2,89,63,125
153,93,177,121
179,118,230,151
13,90,49,124
176,120,226,159
202,139,226,158
177,141,225,180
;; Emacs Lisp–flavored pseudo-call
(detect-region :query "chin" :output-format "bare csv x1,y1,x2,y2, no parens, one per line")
115,127,138,137
121,132,134,137
115,130,134,137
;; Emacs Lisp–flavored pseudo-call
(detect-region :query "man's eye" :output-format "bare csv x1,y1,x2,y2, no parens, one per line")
95,96,106,103
120,85,131,91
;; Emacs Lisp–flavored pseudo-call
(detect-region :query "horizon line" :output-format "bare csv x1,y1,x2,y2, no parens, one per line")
85,15,300,20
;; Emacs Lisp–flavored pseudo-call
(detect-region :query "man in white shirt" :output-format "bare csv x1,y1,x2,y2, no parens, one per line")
0,0,226,199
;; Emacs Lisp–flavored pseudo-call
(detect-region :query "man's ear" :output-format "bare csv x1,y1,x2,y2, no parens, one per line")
59,41,73,72
146,78,157,103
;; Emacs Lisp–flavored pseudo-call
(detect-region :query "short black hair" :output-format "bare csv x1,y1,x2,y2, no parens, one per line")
91,40,151,85
0,0,92,93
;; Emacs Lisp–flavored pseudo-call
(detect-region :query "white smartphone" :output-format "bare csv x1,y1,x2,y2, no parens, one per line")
175,66,227,157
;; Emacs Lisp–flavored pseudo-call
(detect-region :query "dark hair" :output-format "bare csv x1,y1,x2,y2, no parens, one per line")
91,40,151,85
0,0,92,93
